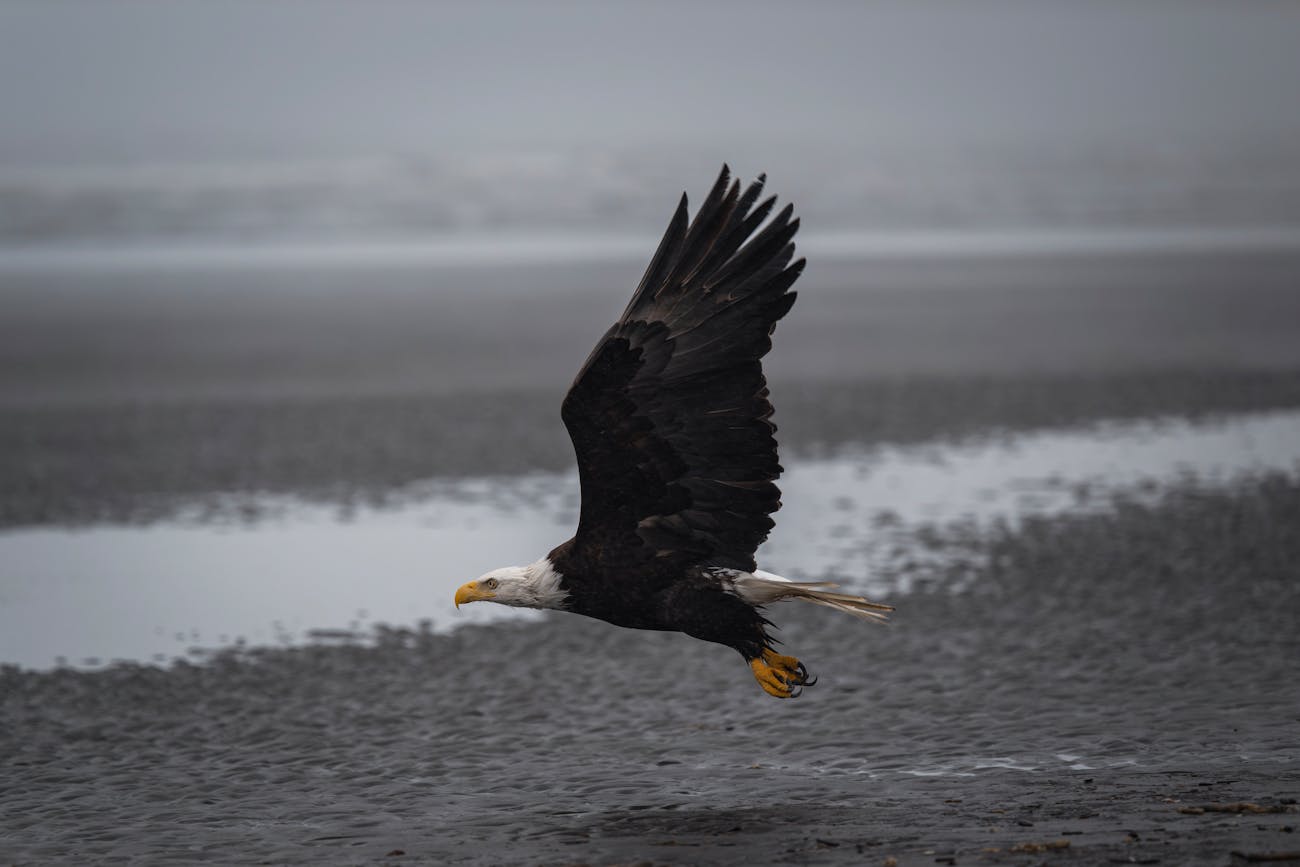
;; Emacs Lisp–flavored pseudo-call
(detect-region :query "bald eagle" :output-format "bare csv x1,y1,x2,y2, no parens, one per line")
455,166,892,698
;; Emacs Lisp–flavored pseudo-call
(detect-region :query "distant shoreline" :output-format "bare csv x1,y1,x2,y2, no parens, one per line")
3,224,1300,271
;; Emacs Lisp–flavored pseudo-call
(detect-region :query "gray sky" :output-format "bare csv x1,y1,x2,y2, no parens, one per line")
2,0,1299,166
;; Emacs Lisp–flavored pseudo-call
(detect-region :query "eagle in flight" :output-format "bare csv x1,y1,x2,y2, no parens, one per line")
455,166,891,698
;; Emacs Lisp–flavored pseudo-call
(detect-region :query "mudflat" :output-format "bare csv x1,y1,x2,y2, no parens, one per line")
1,248,1298,865
2,478,1297,865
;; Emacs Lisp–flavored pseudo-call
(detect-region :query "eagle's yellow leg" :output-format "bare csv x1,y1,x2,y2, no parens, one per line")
749,649,815,699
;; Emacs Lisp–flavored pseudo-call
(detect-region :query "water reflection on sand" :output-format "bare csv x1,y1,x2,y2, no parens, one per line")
2,410,1297,669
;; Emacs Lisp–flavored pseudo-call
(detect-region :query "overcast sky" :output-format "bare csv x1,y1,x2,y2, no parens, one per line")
2,0,1299,165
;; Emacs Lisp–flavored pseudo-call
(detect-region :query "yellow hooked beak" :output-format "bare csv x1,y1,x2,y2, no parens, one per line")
454,580,496,609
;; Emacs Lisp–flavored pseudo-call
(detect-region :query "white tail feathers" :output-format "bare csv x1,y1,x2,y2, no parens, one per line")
732,572,893,624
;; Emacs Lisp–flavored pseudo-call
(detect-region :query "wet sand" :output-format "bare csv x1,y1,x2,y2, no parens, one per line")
2,477,1298,865
3,250,1300,527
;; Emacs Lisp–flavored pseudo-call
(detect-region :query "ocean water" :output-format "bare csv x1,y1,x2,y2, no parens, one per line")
1,409,1297,670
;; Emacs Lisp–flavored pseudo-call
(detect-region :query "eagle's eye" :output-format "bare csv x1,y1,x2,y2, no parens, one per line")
485,577,500,590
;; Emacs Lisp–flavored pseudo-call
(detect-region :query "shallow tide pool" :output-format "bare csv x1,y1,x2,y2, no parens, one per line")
2,409,1298,669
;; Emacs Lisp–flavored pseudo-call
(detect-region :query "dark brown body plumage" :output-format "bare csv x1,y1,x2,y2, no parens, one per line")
547,166,802,663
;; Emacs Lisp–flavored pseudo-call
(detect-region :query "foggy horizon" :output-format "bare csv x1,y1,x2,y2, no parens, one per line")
2,0,1299,166
4,1,1300,251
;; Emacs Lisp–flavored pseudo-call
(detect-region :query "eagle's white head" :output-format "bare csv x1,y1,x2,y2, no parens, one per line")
454,559,569,611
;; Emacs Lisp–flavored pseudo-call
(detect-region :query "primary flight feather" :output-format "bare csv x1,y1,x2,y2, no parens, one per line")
454,165,892,698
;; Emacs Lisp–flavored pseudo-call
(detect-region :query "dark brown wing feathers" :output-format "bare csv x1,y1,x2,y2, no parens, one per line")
558,165,803,582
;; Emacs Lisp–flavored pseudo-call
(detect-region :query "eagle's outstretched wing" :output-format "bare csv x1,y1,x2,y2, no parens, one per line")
559,165,802,582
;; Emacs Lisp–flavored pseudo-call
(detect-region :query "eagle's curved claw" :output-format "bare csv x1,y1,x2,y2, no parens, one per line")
749,649,816,699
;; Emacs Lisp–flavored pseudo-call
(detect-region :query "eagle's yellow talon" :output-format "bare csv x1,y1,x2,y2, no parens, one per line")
749,649,813,699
